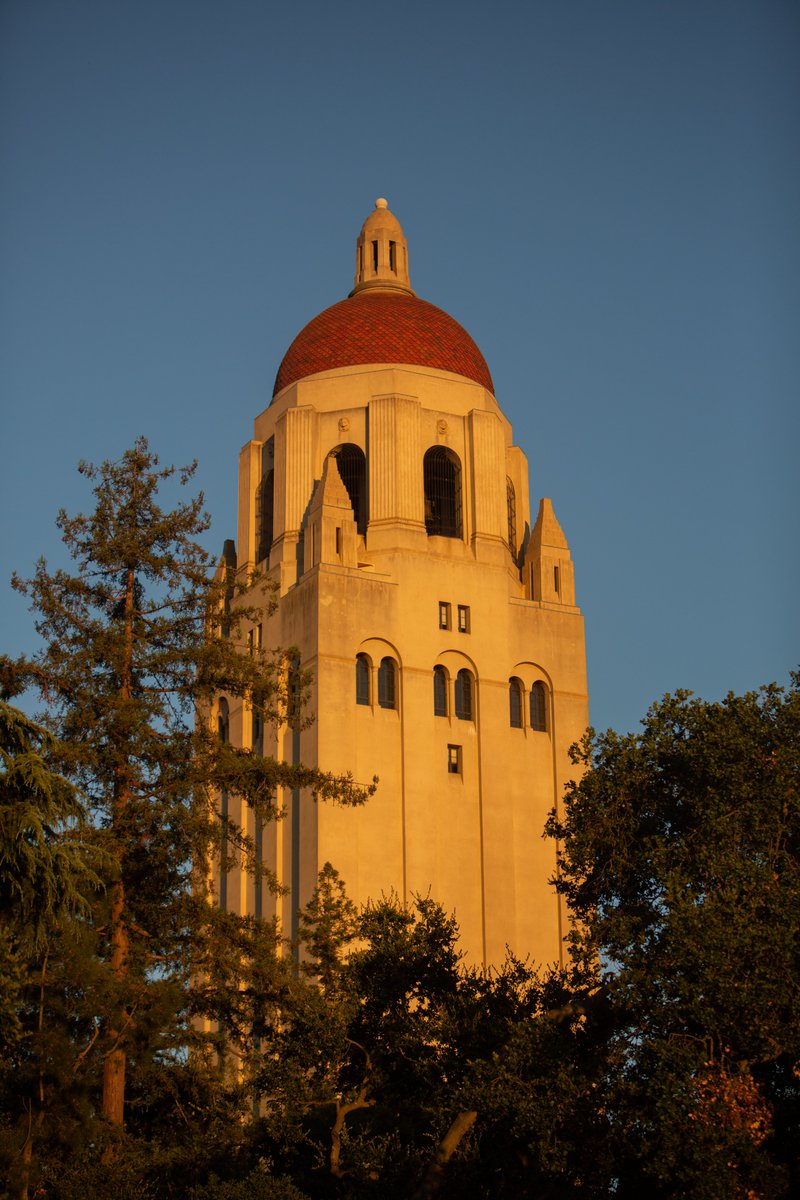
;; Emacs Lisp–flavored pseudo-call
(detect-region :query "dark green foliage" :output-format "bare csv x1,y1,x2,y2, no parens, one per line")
548,677,800,1199
2,441,796,1198
0,441,373,1198
0,701,99,956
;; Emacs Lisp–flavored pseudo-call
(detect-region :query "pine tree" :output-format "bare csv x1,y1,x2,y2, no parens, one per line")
8,438,374,1170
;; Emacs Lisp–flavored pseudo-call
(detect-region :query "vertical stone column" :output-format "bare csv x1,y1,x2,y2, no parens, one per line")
469,409,506,542
369,394,424,525
274,407,317,535
271,407,317,588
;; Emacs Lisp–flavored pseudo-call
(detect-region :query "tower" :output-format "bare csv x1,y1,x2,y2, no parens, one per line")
219,200,588,968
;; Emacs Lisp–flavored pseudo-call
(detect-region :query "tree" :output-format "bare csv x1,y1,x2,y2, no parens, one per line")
252,871,591,1199
0,698,102,1200
0,697,98,962
5,439,373,1185
547,678,800,1199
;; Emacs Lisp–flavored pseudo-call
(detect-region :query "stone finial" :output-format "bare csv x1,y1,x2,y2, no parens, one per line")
350,198,415,298
308,453,354,517
530,498,569,551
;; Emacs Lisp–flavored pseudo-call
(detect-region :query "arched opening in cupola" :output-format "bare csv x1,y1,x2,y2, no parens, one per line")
330,443,367,535
423,446,462,539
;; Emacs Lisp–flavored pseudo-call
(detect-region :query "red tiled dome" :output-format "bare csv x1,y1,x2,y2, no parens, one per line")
272,291,494,398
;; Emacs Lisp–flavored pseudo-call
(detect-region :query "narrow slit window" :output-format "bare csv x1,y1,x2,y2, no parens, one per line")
372,240,378,271
507,478,517,555
219,787,228,909
554,565,560,596
288,656,302,728
256,438,275,564
217,697,230,743
389,240,397,271
252,707,264,755
335,527,342,556
254,816,264,920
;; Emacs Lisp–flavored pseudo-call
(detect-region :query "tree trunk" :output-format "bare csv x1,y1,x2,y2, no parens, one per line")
17,953,48,1200
410,1111,477,1200
101,875,130,1127
101,562,136,1130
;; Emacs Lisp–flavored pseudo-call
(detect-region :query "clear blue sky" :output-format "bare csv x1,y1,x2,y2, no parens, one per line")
1,0,797,736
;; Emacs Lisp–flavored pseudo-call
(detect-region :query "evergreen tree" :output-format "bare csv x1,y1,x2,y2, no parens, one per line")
0,698,102,1200
5,439,373,1186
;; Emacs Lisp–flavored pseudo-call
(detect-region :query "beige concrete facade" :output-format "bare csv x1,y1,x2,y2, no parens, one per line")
217,202,588,969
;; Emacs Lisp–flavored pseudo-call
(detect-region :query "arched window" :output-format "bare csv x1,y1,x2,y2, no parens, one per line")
530,681,548,732
509,678,523,728
256,469,274,563
455,669,473,721
506,478,517,556
356,654,371,706
217,697,230,743
433,665,448,716
331,444,367,535
423,447,462,538
378,657,397,710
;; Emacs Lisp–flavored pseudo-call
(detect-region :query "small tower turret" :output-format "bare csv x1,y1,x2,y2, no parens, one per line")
524,498,576,605
350,198,414,297
303,454,359,573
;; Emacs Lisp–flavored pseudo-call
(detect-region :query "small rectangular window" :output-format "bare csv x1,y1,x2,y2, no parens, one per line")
335,527,342,556
389,240,397,271
554,565,560,596
447,745,462,775
372,240,379,271
457,604,470,634
439,601,451,630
